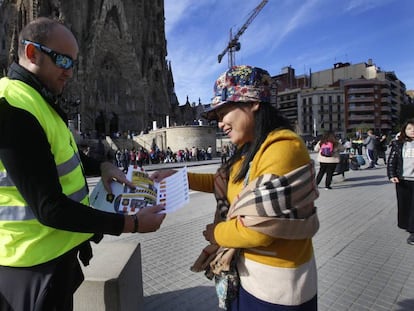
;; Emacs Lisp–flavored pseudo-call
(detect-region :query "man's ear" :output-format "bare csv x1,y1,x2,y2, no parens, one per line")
25,44,38,63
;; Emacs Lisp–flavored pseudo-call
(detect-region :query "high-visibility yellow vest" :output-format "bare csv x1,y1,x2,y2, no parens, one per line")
0,77,93,267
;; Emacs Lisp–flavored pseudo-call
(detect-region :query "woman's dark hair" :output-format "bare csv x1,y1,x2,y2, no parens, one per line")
320,131,338,146
398,118,414,142
223,103,293,183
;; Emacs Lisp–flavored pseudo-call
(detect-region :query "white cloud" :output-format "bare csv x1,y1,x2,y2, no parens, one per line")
344,0,395,14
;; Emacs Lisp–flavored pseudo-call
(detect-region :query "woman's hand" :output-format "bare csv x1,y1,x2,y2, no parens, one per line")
390,177,399,183
150,169,177,183
203,223,217,244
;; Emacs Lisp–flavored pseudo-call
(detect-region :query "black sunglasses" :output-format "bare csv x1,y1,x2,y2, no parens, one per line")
21,39,75,69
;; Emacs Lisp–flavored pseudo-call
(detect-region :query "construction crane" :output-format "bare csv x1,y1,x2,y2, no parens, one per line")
217,0,268,68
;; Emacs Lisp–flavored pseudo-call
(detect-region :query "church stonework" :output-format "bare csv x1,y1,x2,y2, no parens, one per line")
0,0,179,136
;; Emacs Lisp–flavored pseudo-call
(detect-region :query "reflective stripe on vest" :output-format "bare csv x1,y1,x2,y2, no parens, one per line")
0,77,92,267
0,186,88,220
0,152,89,221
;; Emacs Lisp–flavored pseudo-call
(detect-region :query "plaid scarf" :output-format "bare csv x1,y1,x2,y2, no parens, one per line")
191,161,319,276
228,160,319,240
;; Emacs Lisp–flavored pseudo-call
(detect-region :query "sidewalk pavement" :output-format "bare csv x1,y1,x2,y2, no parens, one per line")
91,154,414,311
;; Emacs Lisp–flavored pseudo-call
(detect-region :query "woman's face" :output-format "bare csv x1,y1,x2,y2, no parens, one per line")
405,123,414,140
216,102,259,146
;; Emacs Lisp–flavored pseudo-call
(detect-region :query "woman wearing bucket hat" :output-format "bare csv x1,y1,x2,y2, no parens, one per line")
152,65,319,310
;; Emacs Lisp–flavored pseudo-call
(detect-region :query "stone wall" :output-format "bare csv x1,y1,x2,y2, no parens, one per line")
133,125,218,155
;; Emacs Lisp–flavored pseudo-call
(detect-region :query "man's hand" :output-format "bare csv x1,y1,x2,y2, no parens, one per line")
137,205,166,233
123,205,166,233
100,162,135,194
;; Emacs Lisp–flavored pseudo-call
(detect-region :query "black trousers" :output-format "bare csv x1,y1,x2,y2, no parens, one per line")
0,248,84,311
316,162,337,187
396,179,414,233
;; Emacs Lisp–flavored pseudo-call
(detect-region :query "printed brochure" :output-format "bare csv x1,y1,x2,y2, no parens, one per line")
90,166,189,214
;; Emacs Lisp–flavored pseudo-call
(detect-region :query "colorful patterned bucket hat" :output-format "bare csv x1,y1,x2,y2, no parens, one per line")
203,65,272,120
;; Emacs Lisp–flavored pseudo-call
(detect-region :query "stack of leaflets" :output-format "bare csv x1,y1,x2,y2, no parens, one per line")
90,166,189,214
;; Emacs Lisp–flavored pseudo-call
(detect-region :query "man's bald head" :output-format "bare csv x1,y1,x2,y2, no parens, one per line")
18,17,69,59
17,17,79,95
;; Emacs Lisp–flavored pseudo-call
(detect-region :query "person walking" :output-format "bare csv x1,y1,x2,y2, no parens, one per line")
206,145,213,160
221,144,228,164
377,134,388,165
314,131,344,189
0,17,165,310
363,129,377,168
152,65,319,311
387,119,414,245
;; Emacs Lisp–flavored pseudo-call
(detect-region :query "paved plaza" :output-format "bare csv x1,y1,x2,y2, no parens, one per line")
92,154,414,311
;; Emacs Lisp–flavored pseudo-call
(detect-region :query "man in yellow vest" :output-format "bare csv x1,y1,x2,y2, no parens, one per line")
0,17,166,310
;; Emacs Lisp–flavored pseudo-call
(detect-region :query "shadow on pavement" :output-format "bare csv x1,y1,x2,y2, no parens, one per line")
395,299,414,311
333,180,390,188
341,174,387,182
144,286,219,311
332,173,390,188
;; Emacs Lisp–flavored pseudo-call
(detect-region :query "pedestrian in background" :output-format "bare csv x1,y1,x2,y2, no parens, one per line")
363,129,377,168
0,17,165,310
152,65,319,311
377,134,388,165
221,144,228,163
387,119,414,245
314,131,344,189
207,145,213,160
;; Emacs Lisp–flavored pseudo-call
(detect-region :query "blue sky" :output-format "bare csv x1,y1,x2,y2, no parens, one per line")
164,0,414,106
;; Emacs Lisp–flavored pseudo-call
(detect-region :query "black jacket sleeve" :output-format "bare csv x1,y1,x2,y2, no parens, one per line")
0,100,125,235
387,140,402,179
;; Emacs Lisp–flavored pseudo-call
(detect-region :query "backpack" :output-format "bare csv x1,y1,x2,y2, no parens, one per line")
355,154,366,166
350,157,360,170
320,141,334,157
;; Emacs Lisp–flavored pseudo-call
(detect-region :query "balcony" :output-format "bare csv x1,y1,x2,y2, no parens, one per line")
347,87,374,94
348,105,374,112
381,97,391,104
380,115,392,121
347,96,375,103
348,115,375,121
279,103,298,109
279,106,298,113
347,123,374,129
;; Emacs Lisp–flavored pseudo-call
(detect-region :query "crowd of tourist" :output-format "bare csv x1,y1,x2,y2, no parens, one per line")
107,144,234,171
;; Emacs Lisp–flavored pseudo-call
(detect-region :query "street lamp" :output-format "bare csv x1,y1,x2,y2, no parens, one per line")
75,99,81,133
62,97,81,134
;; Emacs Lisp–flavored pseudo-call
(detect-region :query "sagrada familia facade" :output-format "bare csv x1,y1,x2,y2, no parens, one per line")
0,0,203,137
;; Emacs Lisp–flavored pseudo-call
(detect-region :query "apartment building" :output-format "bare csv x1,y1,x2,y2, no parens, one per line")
272,60,408,138
300,87,344,137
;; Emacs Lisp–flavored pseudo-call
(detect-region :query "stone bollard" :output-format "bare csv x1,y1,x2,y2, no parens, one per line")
74,242,143,311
